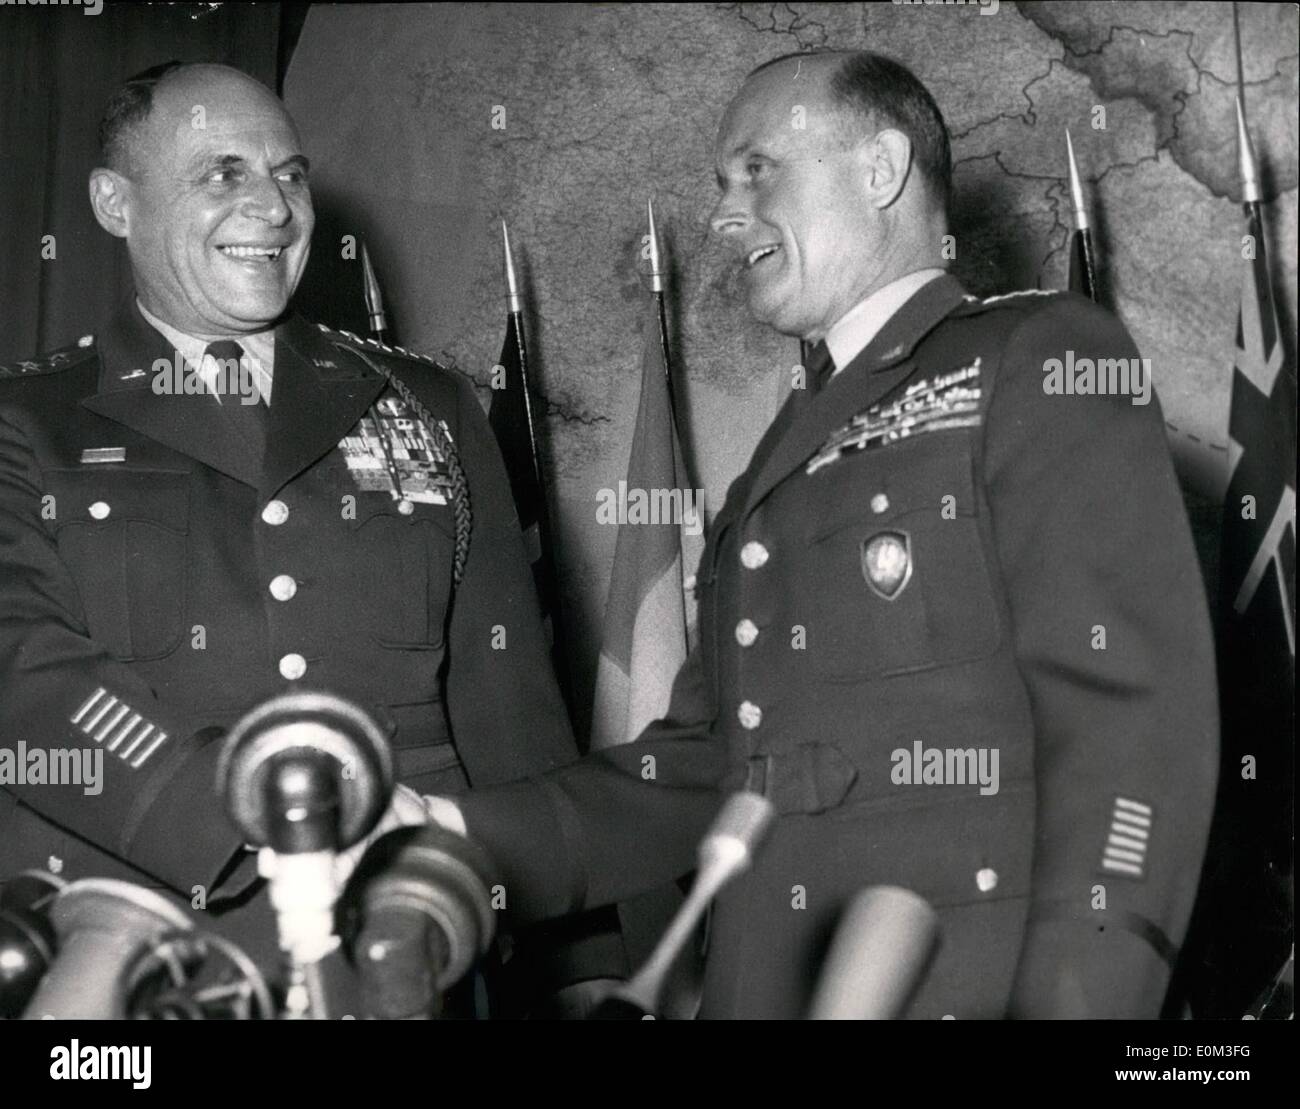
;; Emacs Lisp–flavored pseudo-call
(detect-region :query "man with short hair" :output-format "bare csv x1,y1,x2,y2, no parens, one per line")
0,62,621,1008
434,50,1219,1018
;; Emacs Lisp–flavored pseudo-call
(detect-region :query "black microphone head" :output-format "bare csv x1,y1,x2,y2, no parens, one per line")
217,690,394,851
0,870,65,1019
341,824,499,1000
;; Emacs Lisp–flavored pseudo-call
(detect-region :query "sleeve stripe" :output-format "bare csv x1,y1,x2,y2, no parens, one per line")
95,704,131,743
71,686,107,725
105,713,142,751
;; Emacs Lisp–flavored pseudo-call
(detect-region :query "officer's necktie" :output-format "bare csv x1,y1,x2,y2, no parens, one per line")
803,340,835,394
203,340,268,465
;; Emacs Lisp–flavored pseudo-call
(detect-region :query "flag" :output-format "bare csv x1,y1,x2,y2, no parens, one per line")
1179,117,1296,1016
588,311,695,750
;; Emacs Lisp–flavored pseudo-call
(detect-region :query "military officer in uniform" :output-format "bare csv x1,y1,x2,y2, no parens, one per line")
425,50,1220,1018
0,62,621,1006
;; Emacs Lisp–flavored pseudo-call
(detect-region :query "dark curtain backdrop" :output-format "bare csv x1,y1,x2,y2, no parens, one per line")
0,2,291,366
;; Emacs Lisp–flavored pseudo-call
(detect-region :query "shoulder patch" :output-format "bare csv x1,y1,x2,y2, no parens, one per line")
0,335,97,379
315,323,449,373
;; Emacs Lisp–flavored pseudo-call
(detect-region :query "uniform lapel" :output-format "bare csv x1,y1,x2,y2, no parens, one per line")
260,317,387,500
742,274,971,515
81,300,263,488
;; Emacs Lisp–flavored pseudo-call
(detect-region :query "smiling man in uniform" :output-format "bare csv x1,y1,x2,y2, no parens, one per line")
0,62,621,1009
427,50,1220,1018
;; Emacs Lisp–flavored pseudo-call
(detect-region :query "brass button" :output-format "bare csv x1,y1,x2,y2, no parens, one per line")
739,541,769,570
88,501,111,520
975,867,998,893
47,855,63,875
278,653,307,681
737,701,762,730
735,619,759,647
269,575,297,602
870,493,889,514
261,499,289,526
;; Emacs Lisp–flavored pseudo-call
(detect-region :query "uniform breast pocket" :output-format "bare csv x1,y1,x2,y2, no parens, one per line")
804,433,1001,681
343,492,455,650
44,468,190,661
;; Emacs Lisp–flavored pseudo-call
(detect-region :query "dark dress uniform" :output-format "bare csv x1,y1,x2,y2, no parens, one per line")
0,299,617,991
457,274,1220,1019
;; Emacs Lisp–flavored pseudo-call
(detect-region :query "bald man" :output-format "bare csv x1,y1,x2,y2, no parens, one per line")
431,50,1219,1019
0,62,621,1010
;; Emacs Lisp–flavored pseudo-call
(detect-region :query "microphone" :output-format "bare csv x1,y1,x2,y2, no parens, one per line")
341,824,499,1019
216,690,394,1017
0,870,65,1018
592,791,775,1019
806,886,940,1019
21,879,194,1020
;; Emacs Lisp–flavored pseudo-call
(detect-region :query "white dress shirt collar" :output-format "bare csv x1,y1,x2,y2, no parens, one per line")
136,300,276,405
824,268,947,377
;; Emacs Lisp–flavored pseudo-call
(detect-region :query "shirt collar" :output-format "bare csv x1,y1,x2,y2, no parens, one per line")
824,268,947,376
135,299,276,404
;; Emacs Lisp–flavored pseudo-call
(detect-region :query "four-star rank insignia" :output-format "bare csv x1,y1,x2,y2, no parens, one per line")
862,530,912,600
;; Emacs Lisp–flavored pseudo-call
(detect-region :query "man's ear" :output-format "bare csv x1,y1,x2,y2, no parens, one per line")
89,167,132,239
861,129,912,210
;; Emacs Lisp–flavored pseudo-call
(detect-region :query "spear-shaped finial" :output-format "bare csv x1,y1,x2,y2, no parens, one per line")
1065,128,1089,231
647,198,665,294
502,219,523,315
1236,94,1261,205
360,241,389,340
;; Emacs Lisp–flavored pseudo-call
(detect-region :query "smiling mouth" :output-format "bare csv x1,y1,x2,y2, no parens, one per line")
217,245,286,262
744,244,781,269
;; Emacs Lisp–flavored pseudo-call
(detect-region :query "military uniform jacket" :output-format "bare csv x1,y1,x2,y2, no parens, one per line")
459,275,1220,1019
0,300,578,908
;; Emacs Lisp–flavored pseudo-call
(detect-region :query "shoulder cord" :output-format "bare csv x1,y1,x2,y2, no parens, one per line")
344,346,472,587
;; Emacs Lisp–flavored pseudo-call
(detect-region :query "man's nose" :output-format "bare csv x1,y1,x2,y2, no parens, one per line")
709,191,751,239
242,175,293,225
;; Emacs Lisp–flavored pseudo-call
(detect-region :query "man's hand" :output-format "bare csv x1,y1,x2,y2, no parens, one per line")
332,783,431,887
421,794,468,836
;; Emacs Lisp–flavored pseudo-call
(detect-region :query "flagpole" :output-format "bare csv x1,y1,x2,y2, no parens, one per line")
502,221,547,496
1065,128,1097,302
646,199,678,418
360,241,390,344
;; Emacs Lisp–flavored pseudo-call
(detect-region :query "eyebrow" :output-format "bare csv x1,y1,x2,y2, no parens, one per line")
187,152,311,175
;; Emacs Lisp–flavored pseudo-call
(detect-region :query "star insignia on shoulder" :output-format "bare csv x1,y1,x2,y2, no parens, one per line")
0,336,96,379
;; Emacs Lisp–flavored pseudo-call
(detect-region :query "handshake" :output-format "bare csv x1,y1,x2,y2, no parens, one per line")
331,785,466,890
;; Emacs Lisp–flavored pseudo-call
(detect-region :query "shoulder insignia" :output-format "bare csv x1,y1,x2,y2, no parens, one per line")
315,323,449,373
807,358,984,475
0,335,97,380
